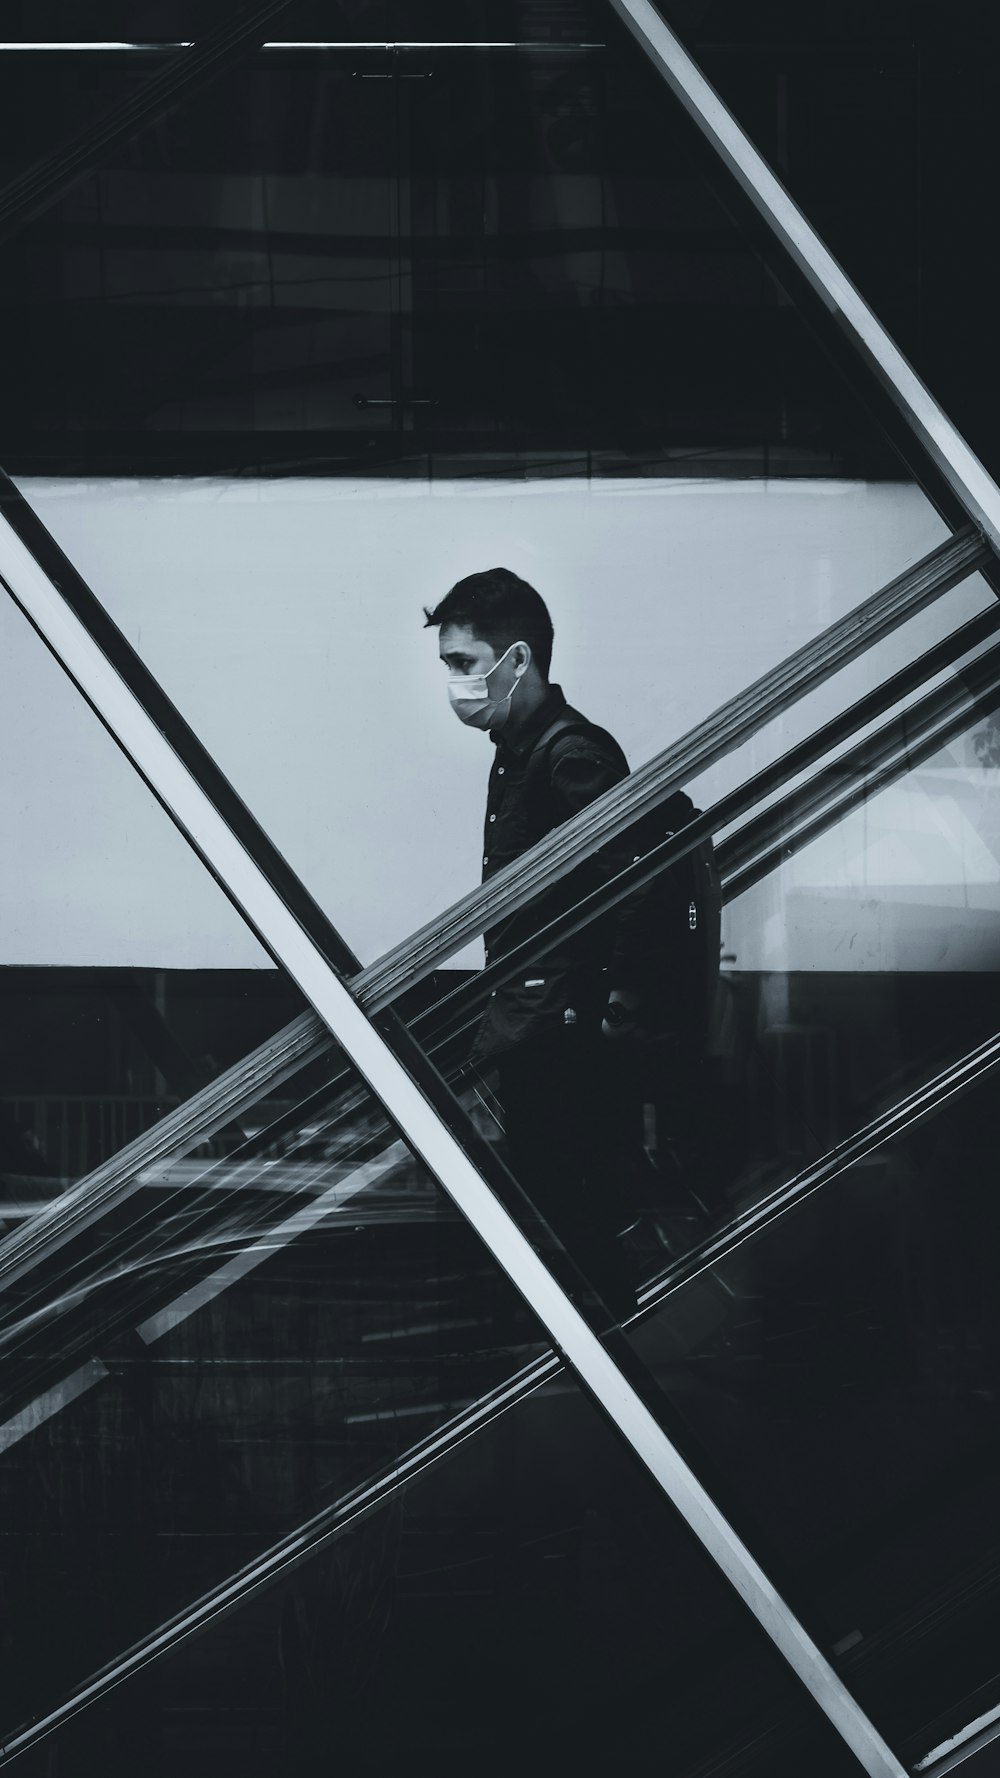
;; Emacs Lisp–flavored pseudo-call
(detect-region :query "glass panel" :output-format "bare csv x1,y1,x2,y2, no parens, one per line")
0,570,307,1233
0,1047,550,1748
16,1365,866,1778
713,700,1000,1217
625,1054,1000,1770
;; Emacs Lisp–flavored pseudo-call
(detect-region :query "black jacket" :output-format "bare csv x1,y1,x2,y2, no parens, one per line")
472,683,648,1061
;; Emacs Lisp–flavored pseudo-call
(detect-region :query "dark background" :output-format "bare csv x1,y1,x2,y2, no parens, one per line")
2,1,997,482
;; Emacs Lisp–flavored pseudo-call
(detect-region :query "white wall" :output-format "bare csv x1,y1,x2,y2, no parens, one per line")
6,474,997,970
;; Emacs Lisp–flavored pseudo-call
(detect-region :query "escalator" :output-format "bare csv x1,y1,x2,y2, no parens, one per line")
1,504,999,1774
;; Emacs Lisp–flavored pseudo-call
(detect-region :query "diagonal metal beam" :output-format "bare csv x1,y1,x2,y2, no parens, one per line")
0,1009,329,1293
606,0,1000,562
0,492,905,1778
0,1,292,244
719,647,1000,897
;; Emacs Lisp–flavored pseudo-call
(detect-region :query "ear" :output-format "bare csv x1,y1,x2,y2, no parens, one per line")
514,640,532,673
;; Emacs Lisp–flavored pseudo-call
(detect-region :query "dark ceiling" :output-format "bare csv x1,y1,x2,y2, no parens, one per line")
0,2,996,482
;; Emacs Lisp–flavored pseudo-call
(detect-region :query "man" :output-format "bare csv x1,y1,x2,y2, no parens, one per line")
424,567,644,1318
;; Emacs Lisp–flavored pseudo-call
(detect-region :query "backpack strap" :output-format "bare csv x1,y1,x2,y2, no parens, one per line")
521,711,606,818
530,710,598,769
527,708,634,787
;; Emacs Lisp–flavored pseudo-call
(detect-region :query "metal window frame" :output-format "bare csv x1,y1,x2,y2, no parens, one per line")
7,9,1000,1762
0,497,904,1778
0,42,608,53
918,1706,1000,1774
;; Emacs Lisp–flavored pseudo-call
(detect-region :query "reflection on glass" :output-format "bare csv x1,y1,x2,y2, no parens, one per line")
0,589,307,1234
4,37,906,476
2,58,397,450
714,701,1000,1214
0,1047,549,1749
27,1366,865,1778
683,554,998,826
627,1058,1000,1767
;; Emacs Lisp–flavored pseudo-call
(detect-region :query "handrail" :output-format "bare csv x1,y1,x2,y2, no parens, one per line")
0,565,994,1299
635,1029,1000,1312
4,1023,999,1767
719,650,1000,891
0,1010,328,1293
721,669,1000,905
0,1350,563,1765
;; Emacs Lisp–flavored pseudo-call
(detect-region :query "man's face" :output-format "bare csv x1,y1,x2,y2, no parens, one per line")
439,622,506,730
438,623,498,681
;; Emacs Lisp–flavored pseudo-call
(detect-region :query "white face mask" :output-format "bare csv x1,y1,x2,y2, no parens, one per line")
447,642,526,729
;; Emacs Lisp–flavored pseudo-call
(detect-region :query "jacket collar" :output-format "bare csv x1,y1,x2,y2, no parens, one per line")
492,683,567,759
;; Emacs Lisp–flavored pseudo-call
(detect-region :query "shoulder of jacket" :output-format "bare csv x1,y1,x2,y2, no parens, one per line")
543,708,625,765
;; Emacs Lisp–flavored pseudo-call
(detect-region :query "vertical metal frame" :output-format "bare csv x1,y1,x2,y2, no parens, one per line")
1,505,903,1775
606,0,1000,561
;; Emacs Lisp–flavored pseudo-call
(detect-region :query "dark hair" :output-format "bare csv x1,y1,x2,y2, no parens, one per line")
423,567,554,679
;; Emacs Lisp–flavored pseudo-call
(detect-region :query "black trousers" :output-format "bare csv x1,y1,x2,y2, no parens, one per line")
496,1022,637,1311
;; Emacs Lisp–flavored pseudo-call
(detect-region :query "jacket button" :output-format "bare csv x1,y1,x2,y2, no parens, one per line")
489,813,496,823
497,766,505,776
